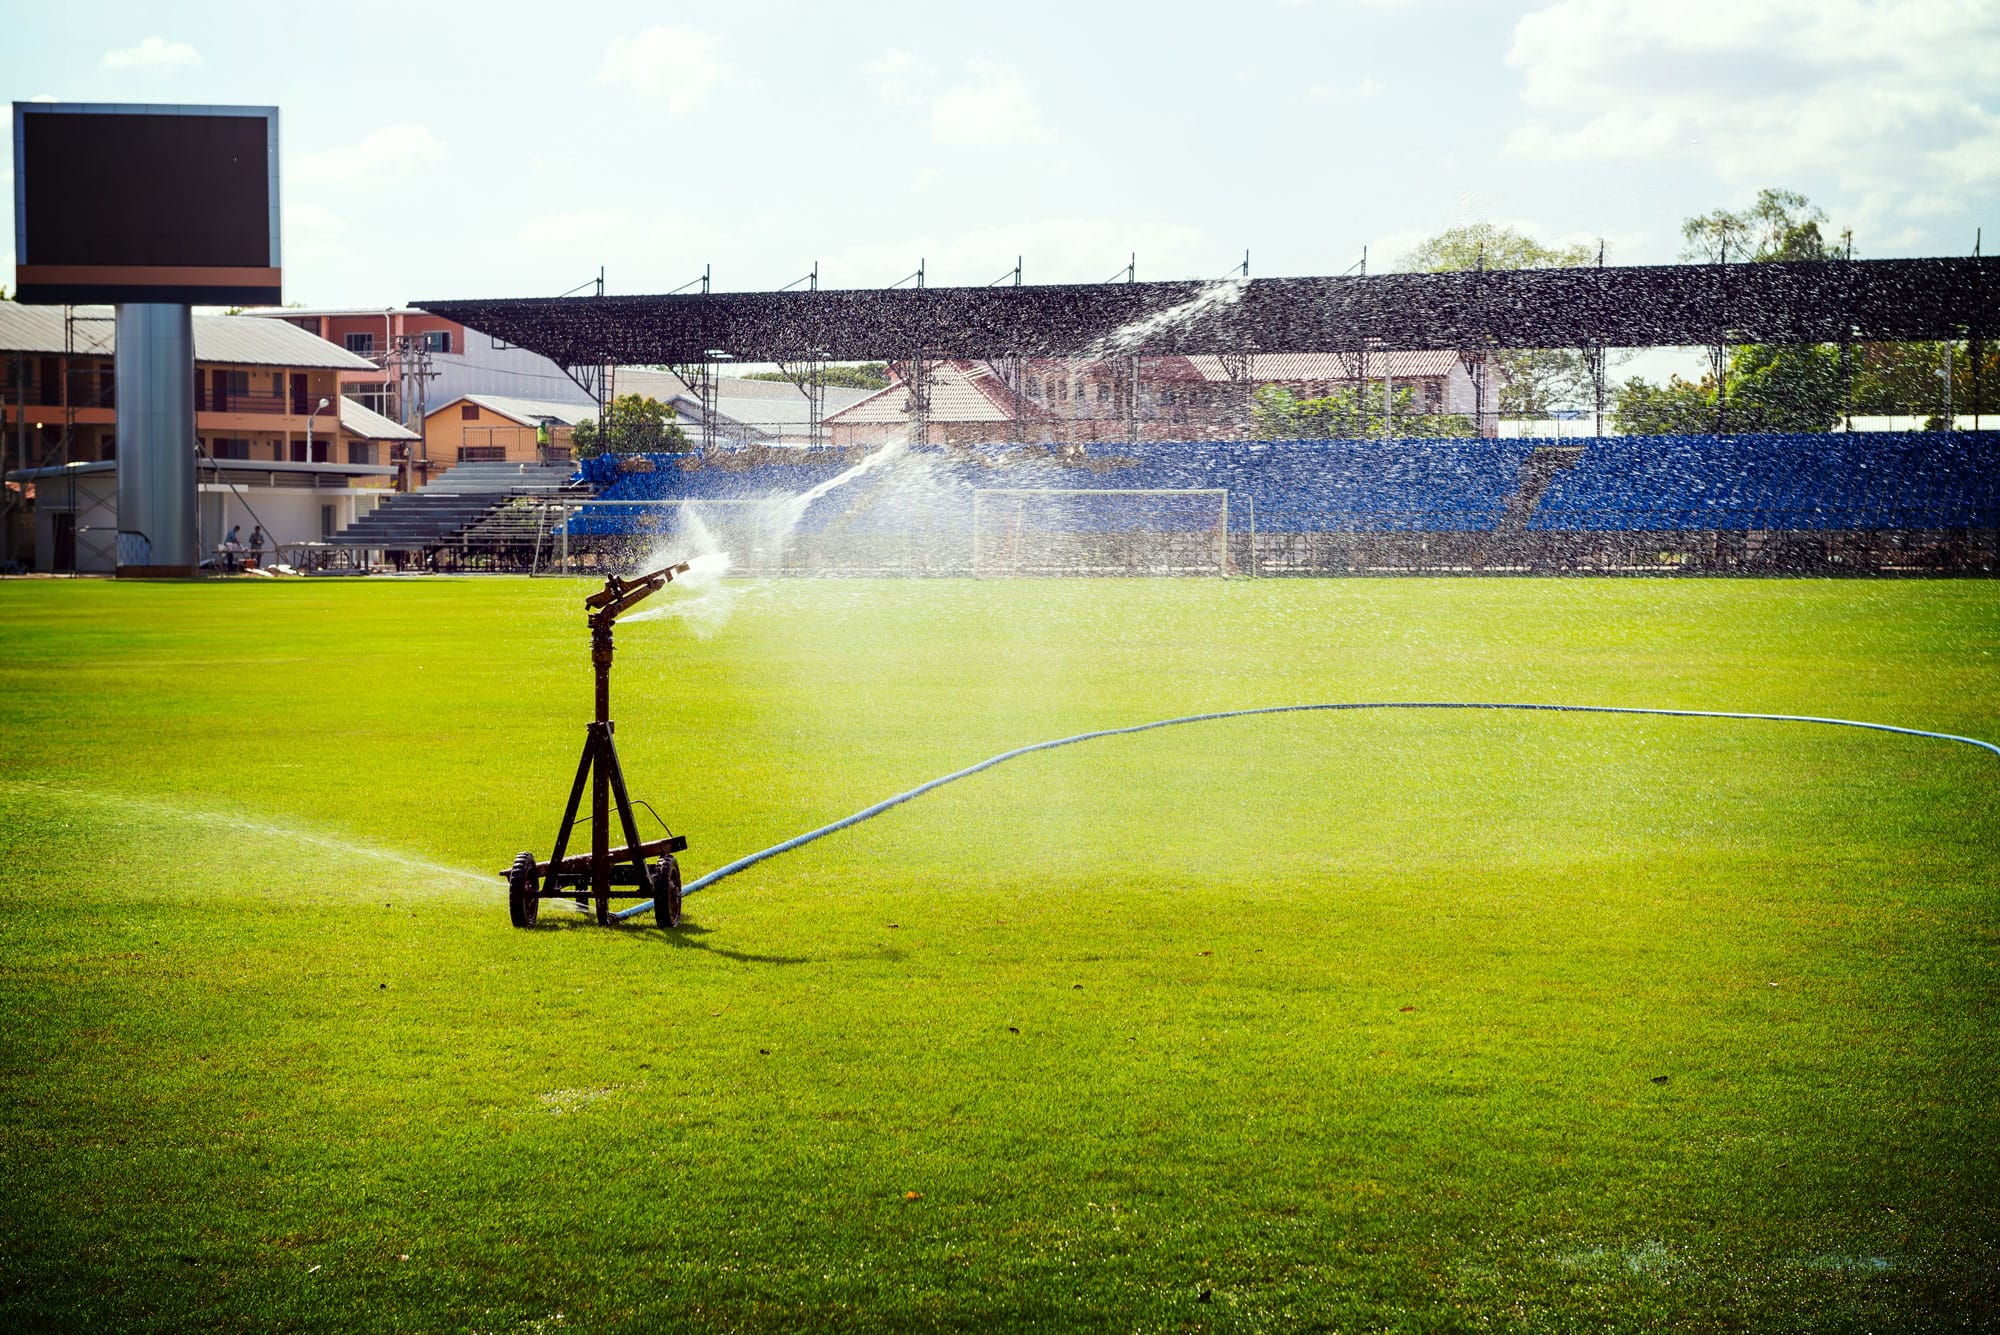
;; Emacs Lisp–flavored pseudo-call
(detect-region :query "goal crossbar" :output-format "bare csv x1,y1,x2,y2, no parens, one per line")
971,487,1252,577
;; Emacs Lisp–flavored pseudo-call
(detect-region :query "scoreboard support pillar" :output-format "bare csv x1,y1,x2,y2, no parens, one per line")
113,302,198,577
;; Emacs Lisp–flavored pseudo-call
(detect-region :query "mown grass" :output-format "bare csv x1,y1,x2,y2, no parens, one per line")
0,575,1995,1332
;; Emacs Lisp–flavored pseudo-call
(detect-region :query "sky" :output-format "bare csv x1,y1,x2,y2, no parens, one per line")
4,0,1997,310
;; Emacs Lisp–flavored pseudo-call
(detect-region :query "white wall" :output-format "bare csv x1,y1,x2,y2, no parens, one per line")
197,485,386,558
427,336,596,409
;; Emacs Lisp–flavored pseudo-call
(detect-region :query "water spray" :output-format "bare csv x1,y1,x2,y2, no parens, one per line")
502,558,694,928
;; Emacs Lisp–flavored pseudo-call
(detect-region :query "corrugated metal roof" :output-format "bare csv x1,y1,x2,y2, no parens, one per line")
1183,350,1467,382
339,397,419,441
824,360,1029,425
0,304,116,356
199,315,378,369
0,303,375,369
617,367,874,414
240,305,428,318
435,393,601,427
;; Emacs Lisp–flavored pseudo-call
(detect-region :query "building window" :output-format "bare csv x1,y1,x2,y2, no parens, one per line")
422,330,453,354
461,403,479,421
1096,383,1111,406
101,435,116,460
344,332,376,354
491,335,512,351
211,438,250,459
348,441,375,466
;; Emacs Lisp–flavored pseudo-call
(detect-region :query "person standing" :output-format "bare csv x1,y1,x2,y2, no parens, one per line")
222,524,243,572
248,524,265,569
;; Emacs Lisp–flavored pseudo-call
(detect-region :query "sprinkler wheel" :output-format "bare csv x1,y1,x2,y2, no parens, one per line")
507,850,540,928
652,853,683,929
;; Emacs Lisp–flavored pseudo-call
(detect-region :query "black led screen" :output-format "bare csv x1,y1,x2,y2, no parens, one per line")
13,105,279,304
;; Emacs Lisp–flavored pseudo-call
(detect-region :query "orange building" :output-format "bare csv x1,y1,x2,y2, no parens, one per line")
422,394,597,468
2,305,416,571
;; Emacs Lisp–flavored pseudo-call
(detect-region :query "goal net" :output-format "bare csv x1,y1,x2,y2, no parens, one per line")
971,488,1243,577
540,497,799,575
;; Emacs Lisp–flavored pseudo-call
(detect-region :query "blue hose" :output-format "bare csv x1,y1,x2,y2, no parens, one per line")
609,701,2000,923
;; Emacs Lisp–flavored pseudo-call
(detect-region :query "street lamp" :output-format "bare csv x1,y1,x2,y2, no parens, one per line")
305,395,331,461
1935,344,1955,431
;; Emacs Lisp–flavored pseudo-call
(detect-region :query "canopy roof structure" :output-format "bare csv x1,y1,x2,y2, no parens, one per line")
421,257,1999,370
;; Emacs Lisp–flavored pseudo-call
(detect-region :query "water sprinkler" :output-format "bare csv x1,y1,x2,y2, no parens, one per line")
502,559,693,928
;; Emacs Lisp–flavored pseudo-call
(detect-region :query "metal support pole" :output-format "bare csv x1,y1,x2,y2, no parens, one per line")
1840,334,1853,432
1714,240,1728,434
113,303,198,575
590,621,614,921
1383,345,1394,442
1943,338,1954,429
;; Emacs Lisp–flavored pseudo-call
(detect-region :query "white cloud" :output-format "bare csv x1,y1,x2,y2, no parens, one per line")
291,124,445,187
930,61,1050,146
519,209,631,247
285,202,348,261
597,26,734,114
27,93,61,103
867,47,927,105
829,217,1210,288
1504,0,2000,205
101,37,201,70
1310,77,1383,102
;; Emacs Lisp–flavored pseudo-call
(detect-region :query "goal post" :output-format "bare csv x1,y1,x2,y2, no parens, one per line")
537,497,796,575
971,488,1252,577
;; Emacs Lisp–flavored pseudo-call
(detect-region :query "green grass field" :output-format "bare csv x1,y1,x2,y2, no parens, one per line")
2,575,1997,1332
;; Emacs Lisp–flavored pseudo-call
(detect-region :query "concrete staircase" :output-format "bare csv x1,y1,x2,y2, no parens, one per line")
1494,446,1583,533
332,461,586,552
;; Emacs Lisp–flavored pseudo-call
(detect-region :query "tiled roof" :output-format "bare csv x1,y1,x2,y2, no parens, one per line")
825,360,1043,425
0,303,375,369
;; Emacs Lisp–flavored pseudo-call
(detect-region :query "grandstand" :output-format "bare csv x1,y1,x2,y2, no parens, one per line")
540,432,1998,576
330,460,591,570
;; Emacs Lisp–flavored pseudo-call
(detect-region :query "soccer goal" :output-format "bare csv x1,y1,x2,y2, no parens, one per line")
971,488,1251,577
536,497,799,575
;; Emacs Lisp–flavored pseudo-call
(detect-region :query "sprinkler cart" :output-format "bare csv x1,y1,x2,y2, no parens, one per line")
504,559,693,929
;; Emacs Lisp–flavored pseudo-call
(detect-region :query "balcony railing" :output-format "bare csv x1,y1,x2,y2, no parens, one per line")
3,376,116,409
200,392,306,416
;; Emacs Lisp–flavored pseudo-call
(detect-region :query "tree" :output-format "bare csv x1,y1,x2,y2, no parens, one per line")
570,394,689,458
1612,345,1845,436
1398,223,1601,420
743,363,889,390
1252,384,1474,440
1605,190,1852,435
1851,340,1999,423
1726,343,1843,432
1680,188,1843,264
1399,222,1594,274
1612,375,1714,436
